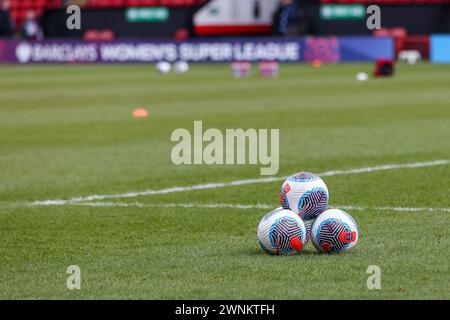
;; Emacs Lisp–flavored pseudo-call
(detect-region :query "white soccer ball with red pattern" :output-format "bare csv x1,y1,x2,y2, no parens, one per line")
311,209,359,254
280,172,329,221
257,207,307,255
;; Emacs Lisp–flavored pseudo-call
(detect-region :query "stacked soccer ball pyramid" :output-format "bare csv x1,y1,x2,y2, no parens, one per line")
257,172,359,255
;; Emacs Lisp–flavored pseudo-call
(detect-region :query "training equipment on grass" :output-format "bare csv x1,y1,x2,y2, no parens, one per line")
311,59,322,68
230,61,251,78
356,72,369,81
156,61,171,74
280,172,329,221
132,108,149,118
259,61,279,78
398,50,421,65
174,61,189,74
257,207,307,255
311,209,359,254
374,58,395,77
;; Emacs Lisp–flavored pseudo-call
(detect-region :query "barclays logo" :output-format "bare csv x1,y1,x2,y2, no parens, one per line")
15,42,33,64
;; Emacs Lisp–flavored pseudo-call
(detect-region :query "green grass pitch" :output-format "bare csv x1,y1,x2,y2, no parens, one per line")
0,63,449,299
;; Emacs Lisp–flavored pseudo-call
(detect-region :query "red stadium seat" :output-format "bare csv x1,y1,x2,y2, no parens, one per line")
9,0,63,28
86,0,205,8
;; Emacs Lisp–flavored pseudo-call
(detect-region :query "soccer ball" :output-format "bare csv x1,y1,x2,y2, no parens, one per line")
156,61,171,75
257,207,307,255
280,172,329,221
356,72,368,81
173,61,189,74
311,209,359,254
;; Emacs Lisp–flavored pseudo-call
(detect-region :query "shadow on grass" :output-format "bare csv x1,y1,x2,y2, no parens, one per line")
243,247,323,257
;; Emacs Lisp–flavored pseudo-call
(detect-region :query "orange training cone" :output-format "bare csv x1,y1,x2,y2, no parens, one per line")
133,108,149,118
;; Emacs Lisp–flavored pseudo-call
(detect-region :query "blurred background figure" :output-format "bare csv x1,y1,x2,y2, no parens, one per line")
0,0,15,38
272,0,299,36
22,9,43,40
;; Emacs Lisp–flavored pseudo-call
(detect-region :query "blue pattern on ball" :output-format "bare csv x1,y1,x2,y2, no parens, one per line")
298,187,328,220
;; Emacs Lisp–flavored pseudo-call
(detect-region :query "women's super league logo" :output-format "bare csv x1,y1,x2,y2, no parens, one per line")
304,37,340,64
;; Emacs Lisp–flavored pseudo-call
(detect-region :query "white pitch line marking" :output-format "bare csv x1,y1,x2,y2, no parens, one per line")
30,160,449,206
39,201,450,213
335,205,449,213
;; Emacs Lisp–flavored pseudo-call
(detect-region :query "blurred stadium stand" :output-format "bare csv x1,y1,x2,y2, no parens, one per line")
85,0,206,8
321,0,448,3
1,0,450,44
7,0,206,29
8,0,61,28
